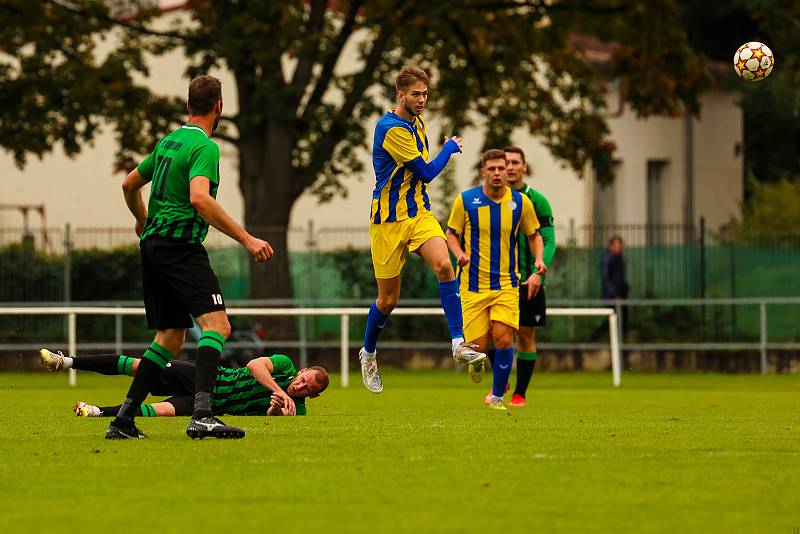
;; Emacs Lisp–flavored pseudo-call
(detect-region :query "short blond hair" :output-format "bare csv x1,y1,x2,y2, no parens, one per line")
395,65,430,92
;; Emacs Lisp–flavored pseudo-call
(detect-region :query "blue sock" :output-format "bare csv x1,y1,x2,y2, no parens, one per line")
492,347,514,397
438,280,464,340
363,302,390,353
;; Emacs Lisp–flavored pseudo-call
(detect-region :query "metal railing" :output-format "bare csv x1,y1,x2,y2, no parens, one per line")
0,306,622,387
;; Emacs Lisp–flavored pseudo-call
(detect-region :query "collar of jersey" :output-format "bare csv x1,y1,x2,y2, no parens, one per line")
388,109,418,126
480,186,513,205
181,124,209,136
515,182,531,194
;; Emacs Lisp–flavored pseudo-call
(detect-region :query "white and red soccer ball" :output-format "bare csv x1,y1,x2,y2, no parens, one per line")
733,42,774,82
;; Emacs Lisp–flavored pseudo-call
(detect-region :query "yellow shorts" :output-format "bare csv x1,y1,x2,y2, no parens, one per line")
369,211,445,279
461,286,519,342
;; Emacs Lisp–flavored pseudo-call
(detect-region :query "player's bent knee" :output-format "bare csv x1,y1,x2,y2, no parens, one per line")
432,259,455,281
377,295,399,313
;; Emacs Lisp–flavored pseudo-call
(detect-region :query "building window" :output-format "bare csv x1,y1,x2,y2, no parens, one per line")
593,161,620,245
646,160,668,245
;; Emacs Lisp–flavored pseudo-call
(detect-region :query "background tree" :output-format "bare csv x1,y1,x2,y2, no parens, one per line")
682,0,800,192
0,0,709,306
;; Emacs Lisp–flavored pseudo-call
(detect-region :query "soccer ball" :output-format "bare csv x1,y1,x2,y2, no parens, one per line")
733,42,774,82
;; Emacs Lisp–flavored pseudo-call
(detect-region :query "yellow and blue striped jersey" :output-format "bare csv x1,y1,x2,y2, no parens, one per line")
447,186,540,293
370,110,431,223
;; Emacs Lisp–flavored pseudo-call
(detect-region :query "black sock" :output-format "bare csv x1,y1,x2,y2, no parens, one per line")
193,331,225,418
99,404,143,417
514,359,536,397
111,358,165,428
73,354,129,375
486,348,496,367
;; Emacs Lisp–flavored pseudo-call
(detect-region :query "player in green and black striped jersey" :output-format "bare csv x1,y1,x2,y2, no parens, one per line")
114,75,274,440
39,350,328,417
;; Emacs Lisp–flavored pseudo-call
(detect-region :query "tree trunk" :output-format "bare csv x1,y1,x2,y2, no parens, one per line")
238,119,303,340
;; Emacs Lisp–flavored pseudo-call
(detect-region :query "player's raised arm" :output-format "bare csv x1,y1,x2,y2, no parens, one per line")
188,177,273,262
383,127,462,184
403,135,462,183
246,356,296,415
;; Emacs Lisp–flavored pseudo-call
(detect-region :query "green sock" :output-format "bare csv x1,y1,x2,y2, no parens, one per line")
142,342,172,370
117,355,137,376
140,404,157,417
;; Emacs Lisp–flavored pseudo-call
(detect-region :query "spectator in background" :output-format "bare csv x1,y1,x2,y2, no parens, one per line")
596,236,630,361
601,236,629,301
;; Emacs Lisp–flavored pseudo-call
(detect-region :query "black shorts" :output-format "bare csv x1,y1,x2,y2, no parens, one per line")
140,237,225,330
519,284,546,327
162,395,194,416
150,360,196,397
151,361,198,417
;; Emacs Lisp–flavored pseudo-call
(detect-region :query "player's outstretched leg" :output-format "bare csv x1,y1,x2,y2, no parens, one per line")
360,302,389,393
74,402,101,417
359,348,384,394
39,349,67,372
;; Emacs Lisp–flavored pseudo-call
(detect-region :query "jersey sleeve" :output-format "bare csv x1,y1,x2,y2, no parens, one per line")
446,194,466,235
269,354,296,377
519,195,540,236
189,141,221,185
295,401,307,416
382,126,424,164
534,193,554,227
136,152,156,183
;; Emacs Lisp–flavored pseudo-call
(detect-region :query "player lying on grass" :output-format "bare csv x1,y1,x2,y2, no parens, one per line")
40,350,327,417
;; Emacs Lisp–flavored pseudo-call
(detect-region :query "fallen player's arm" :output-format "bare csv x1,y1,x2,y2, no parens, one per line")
266,395,292,416
246,357,296,415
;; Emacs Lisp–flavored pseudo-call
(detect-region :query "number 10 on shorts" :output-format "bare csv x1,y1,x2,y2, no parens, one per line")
212,293,223,305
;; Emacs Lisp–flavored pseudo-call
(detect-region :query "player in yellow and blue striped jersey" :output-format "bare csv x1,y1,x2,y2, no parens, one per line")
359,65,487,394
446,149,546,410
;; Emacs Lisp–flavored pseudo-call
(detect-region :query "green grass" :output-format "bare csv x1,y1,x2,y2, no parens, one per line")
1,371,798,533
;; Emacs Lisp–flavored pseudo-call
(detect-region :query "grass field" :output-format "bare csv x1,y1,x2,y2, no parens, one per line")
0,370,798,533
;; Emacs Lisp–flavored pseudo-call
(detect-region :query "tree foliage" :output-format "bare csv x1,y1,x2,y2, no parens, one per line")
725,177,800,243
681,0,800,188
1,0,710,299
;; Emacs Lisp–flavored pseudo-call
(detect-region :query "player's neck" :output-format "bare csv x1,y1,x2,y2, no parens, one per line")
482,183,507,201
394,106,417,123
186,115,213,137
508,179,525,191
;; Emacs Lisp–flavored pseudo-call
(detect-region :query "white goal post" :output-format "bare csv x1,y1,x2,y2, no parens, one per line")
0,306,622,387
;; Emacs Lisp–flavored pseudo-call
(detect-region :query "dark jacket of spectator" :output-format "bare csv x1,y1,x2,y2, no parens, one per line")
601,251,629,299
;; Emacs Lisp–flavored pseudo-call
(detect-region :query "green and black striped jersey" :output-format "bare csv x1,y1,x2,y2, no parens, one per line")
212,354,307,416
136,124,220,244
